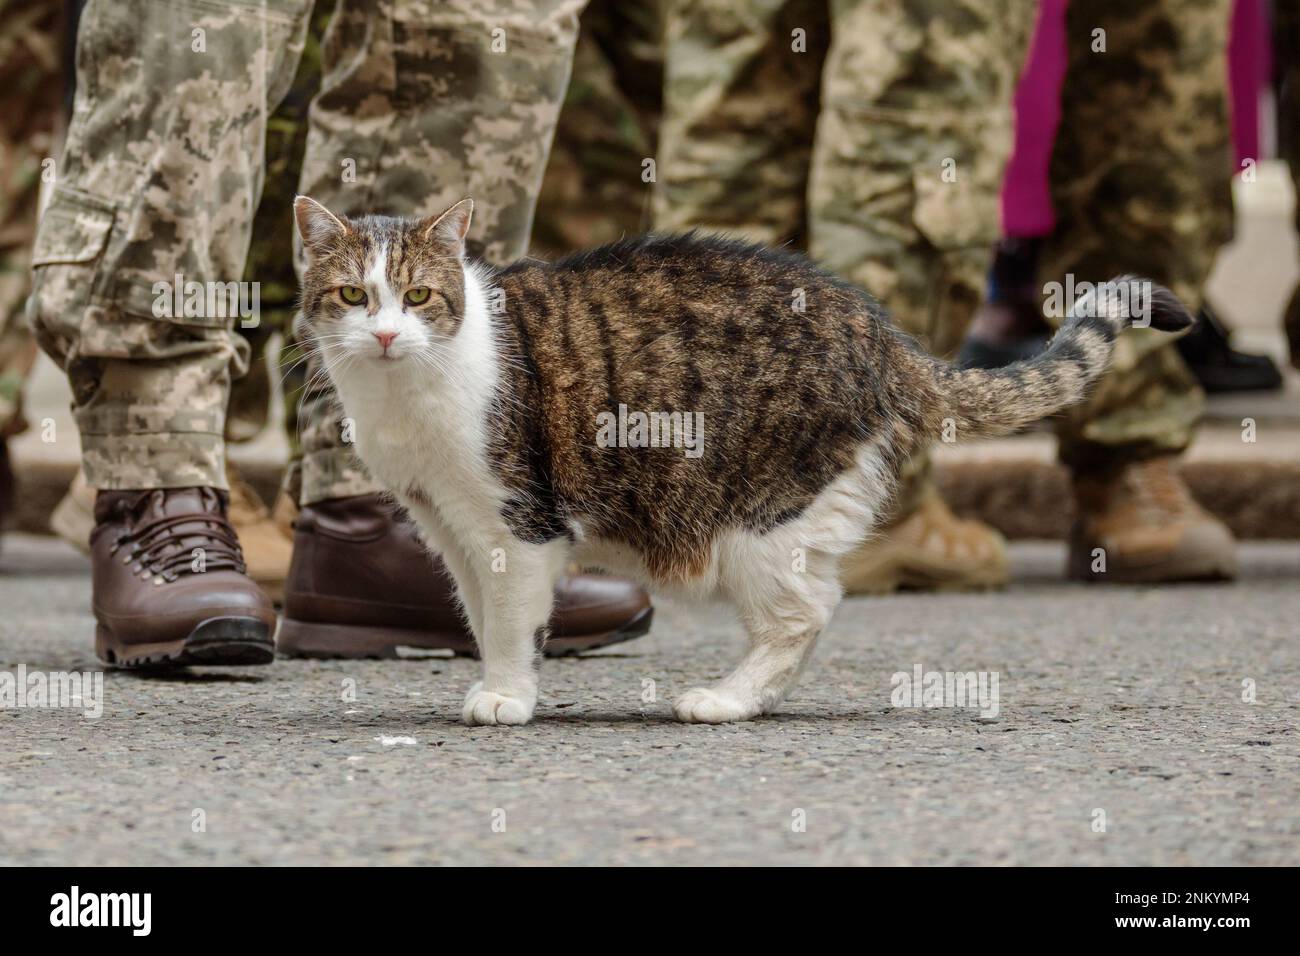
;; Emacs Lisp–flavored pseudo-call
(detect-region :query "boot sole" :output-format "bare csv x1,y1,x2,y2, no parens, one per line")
841,546,1009,596
96,616,276,669
276,606,654,660
1067,525,1239,584
1067,551,1238,584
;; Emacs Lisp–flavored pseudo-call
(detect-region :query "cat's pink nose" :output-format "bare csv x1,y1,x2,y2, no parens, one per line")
373,330,399,350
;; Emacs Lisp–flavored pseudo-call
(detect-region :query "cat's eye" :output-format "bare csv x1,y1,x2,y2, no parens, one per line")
404,287,432,306
339,285,367,305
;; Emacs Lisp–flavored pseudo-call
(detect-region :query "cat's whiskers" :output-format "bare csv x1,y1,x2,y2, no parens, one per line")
292,345,364,440
274,333,352,393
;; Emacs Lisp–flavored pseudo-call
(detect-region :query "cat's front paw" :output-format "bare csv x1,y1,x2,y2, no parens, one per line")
462,682,535,726
673,686,762,724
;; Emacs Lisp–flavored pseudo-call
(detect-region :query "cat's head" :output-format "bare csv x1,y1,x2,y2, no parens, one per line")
293,195,474,369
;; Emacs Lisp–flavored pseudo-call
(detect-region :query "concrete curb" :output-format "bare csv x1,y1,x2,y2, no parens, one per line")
9,457,1300,540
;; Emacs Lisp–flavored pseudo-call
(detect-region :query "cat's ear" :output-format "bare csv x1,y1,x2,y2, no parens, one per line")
421,198,474,257
294,195,349,254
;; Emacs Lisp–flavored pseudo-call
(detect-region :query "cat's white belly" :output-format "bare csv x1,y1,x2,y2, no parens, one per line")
571,526,722,600
572,435,894,603
348,390,515,550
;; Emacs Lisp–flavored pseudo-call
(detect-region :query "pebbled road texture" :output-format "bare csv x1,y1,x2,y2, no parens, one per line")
1,534,1297,866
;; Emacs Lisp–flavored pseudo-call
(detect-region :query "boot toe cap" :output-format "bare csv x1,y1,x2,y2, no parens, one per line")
552,574,652,636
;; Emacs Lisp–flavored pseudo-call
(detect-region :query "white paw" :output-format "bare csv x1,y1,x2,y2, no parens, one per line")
462,682,535,726
673,686,762,724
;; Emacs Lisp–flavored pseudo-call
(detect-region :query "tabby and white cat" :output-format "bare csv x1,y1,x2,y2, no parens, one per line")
293,195,1190,726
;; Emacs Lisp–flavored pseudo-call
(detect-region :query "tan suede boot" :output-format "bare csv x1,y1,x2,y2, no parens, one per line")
270,486,299,541
225,466,294,603
49,468,96,553
1068,456,1237,583
840,486,1009,595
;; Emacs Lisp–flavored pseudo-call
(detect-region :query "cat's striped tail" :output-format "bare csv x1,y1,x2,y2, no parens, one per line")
927,276,1193,440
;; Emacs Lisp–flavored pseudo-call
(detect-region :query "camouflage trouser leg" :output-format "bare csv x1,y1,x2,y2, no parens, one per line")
0,311,38,442
296,0,585,505
242,3,334,464
1,0,65,441
533,0,665,257
807,0,1030,517
653,0,829,247
25,0,312,490
1043,0,1230,474
1,231,40,443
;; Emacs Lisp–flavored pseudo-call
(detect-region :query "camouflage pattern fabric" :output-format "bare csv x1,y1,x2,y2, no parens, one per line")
295,0,586,505
807,0,1030,358
0,0,64,441
26,0,583,493
656,0,1027,352
532,0,664,257
266,0,645,504
653,0,829,249
809,0,1029,515
1043,0,1230,473
240,3,333,454
281,0,640,488
656,0,1228,502
27,0,313,489
655,0,1029,517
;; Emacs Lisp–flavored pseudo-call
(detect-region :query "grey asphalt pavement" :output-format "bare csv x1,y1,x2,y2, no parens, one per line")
1,534,1297,866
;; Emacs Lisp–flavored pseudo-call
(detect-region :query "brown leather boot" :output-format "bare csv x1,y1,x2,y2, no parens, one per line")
92,487,277,667
278,494,654,658
55,466,296,603
1068,456,1237,583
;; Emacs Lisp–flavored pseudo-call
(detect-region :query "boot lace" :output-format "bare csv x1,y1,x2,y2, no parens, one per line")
108,490,247,584
1130,459,1193,521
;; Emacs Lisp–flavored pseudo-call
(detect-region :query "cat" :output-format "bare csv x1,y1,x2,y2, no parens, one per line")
292,195,1192,726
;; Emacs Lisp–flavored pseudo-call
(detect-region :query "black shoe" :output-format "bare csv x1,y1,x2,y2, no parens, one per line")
1177,304,1284,393
958,239,1052,370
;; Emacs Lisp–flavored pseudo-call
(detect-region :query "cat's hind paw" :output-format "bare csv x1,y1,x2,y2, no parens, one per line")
462,683,535,726
673,686,762,724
